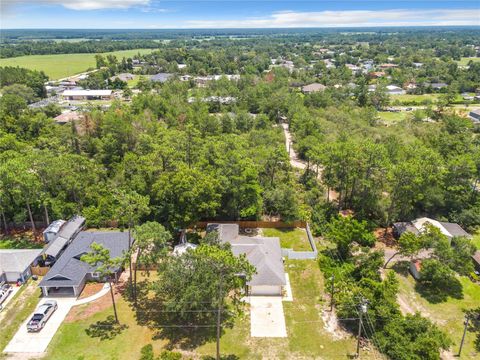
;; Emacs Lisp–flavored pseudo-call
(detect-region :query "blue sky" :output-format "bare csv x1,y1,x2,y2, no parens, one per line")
1,1,479,29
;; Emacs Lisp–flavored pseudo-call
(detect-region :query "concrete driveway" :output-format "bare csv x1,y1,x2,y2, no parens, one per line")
250,296,287,337
3,297,76,354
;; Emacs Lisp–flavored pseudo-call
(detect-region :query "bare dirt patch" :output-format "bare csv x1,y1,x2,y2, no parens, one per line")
78,283,104,300
374,227,396,246
321,309,349,340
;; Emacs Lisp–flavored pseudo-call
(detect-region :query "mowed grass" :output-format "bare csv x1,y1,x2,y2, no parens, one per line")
393,94,440,104
377,111,408,122
262,228,312,251
45,261,379,359
0,49,155,80
456,57,480,66
0,281,42,353
394,271,480,359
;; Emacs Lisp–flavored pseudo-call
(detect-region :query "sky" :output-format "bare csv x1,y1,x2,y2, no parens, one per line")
1,0,479,29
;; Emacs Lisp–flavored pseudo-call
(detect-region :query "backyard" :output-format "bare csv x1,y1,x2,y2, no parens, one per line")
0,49,155,80
0,234,43,249
43,260,380,359
261,228,312,251
392,267,480,359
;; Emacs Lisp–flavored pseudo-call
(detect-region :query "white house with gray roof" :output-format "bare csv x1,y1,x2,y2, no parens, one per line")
0,249,42,283
207,223,286,296
39,231,130,297
393,217,471,240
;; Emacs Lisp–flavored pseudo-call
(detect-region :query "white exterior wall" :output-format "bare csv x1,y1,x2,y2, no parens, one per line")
250,285,282,296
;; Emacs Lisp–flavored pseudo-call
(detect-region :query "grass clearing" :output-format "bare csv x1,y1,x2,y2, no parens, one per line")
472,231,480,250
393,269,480,359
262,228,312,251
456,57,480,66
0,280,42,353
377,111,408,123
0,49,155,80
45,261,379,359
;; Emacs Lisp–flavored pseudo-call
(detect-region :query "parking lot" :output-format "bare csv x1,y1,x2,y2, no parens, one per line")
3,297,76,354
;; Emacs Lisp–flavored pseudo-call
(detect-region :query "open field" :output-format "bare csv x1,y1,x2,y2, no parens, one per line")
456,57,480,66
377,111,408,122
393,269,480,359
0,49,155,80
44,261,380,359
262,228,311,251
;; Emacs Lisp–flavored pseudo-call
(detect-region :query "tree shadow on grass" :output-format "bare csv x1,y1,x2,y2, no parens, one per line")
414,280,463,304
391,260,410,276
85,315,128,340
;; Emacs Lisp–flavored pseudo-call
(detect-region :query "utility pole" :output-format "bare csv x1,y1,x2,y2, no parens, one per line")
216,272,224,360
356,299,368,358
458,315,470,357
329,275,335,312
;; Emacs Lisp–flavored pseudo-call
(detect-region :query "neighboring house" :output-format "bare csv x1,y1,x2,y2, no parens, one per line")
53,111,84,125
207,223,287,296
40,216,85,265
0,249,42,283
39,231,130,297
393,217,471,240
472,251,480,273
62,90,113,101
409,260,422,280
150,73,174,83
109,73,134,82
369,71,385,78
386,85,406,95
469,109,480,124
429,82,448,90
302,83,326,94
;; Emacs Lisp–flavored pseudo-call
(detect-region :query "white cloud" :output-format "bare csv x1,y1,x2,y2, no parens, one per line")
184,9,480,28
54,0,151,10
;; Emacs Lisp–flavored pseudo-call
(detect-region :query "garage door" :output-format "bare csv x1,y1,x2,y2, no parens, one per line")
250,285,282,296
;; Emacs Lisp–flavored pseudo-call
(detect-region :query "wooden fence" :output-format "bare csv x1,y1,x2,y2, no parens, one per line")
195,220,306,229
30,266,49,276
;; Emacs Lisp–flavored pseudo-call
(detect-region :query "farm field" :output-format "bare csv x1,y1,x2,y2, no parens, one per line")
0,49,155,80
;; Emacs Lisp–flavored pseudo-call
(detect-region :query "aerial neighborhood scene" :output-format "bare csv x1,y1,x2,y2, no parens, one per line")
1,1,480,359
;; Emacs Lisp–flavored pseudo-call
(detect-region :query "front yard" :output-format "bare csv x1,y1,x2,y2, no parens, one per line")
392,268,480,359
43,260,380,359
262,228,312,251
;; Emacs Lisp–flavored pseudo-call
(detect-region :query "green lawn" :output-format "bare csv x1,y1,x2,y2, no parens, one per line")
456,57,480,66
393,94,439,104
377,111,407,123
262,228,312,251
0,280,42,353
45,260,380,359
0,236,43,249
394,271,480,359
0,49,155,80
472,231,480,250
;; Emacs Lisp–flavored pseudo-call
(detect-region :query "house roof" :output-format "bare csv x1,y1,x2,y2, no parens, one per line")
0,249,42,274
42,216,85,258
150,73,174,82
412,217,471,239
207,223,286,287
39,231,130,288
393,222,420,235
472,250,480,266
63,90,112,97
54,112,84,124
43,220,66,235
302,83,326,93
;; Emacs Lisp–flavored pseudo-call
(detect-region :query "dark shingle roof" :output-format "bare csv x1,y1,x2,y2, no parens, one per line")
39,231,130,288
438,222,471,238
42,216,85,258
150,73,174,83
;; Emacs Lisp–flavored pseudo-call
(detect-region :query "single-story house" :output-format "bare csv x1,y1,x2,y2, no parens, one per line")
150,73,174,83
469,109,480,124
109,73,134,82
62,89,113,101
409,260,422,280
386,85,406,95
53,111,84,125
393,217,471,240
207,223,286,296
302,83,326,94
40,216,85,265
379,63,398,69
0,249,42,283
472,251,480,273
39,231,130,297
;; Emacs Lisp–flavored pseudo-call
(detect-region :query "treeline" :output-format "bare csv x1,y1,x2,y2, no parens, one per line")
0,40,160,58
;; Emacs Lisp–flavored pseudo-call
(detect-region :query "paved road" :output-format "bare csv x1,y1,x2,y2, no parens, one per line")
4,297,77,354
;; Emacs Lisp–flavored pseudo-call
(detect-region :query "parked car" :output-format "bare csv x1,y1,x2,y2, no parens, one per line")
0,284,14,310
27,300,58,332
